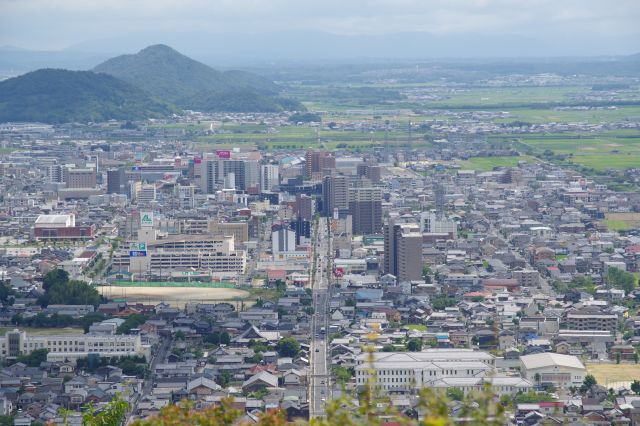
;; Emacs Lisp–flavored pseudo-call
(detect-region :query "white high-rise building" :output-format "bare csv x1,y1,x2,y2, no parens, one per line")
260,164,279,192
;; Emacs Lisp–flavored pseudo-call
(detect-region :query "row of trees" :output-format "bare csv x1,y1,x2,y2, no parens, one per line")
39,269,103,308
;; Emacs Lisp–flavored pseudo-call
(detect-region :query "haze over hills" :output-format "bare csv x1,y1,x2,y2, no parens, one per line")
93,44,303,112
0,69,175,124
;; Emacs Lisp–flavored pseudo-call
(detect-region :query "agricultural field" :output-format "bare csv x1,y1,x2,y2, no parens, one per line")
514,133,640,170
602,213,640,231
457,155,539,171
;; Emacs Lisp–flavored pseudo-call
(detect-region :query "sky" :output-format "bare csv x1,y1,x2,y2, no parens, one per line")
1,0,639,58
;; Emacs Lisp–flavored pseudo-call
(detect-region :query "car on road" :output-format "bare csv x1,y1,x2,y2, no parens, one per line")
315,348,319,352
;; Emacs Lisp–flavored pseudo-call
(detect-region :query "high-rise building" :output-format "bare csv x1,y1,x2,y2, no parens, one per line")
63,167,96,189
107,168,127,195
349,187,383,235
292,219,311,245
384,217,422,282
322,174,349,217
260,164,279,192
295,194,315,221
357,162,382,183
305,150,335,179
47,165,64,183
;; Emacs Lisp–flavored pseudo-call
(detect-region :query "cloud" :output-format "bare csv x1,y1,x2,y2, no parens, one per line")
0,0,638,51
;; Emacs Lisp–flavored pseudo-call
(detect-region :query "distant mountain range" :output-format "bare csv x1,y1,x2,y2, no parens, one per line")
0,45,303,123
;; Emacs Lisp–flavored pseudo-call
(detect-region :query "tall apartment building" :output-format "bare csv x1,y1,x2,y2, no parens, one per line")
384,217,422,282
356,162,382,183
47,164,64,183
295,194,315,221
349,187,383,235
322,174,349,217
63,167,96,188
305,150,335,179
260,164,279,192
107,167,127,195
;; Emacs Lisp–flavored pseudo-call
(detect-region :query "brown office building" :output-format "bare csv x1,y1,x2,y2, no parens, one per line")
305,150,336,179
63,167,96,189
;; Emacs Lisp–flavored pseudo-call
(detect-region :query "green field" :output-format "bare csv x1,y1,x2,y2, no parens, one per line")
112,281,236,288
602,219,632,231
406,324,427,331
458,155,539,171
513,133,640,170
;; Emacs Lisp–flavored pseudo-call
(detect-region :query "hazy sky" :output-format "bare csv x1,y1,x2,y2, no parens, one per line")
1,0,639,56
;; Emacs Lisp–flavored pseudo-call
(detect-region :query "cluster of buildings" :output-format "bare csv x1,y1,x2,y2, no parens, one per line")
0,112,639,425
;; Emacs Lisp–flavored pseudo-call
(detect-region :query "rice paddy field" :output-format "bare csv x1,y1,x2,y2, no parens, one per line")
457,155,540,171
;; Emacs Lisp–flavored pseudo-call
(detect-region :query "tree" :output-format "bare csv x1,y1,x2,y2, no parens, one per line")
42,269,69,291
0,281,15,306
204,332,220,345
333,366,354,385
38,272,103,308
616,352,621,364
631,380,640,395
608,267,636,294
117,313,148,334
276,337,300,357
220,331,230,345
216,371,231,388
17,348,49,367
447,387,465,401
83,393,128,426
581,374,597,394
406,338,423,352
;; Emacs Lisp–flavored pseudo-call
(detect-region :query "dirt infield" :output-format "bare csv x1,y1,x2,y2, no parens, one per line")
99,286,250,307
586,363,640,389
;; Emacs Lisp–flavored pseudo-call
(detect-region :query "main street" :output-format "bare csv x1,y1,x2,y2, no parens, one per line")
309,217,331,419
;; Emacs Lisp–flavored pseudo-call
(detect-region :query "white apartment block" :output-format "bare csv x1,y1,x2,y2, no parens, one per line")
0,329,150,364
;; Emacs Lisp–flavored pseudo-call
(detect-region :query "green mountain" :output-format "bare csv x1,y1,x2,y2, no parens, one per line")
93,44,303,112
0,69,175,124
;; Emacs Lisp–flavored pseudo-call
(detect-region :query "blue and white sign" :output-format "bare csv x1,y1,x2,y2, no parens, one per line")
129,250,147,257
